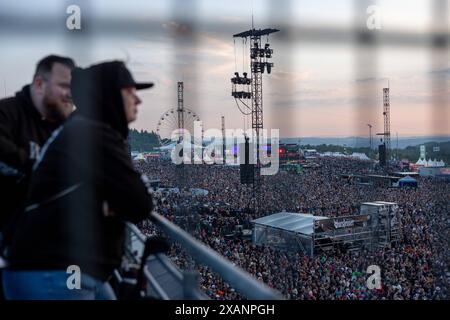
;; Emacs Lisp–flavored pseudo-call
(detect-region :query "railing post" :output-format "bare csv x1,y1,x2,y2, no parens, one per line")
182,270,201,300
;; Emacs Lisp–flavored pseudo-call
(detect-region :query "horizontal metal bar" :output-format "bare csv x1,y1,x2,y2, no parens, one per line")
125,220,282,299
149,211,283,300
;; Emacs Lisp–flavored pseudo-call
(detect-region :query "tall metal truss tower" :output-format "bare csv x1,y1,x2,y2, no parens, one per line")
176,81,186,189
377,86,391,166
177,81,184,138
382,87,391,160
231,27,279,214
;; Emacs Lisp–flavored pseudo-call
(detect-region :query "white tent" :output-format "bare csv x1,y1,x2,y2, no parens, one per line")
132,153,145,161
416,159,425,165
426,159,446,167
156,142,177,151
321,152,345,157
350,153,370,160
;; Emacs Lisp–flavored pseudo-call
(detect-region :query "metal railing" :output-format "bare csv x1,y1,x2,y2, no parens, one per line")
125,211,283,300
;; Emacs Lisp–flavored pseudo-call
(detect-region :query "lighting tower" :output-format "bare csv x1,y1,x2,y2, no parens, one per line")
376,85,391,167
231,27,279,213
382,87,391,159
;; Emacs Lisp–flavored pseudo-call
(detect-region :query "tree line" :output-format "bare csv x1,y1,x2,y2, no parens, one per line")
128,129,160,152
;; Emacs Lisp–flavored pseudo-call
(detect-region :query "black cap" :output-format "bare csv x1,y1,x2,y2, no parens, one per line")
117,62,154,90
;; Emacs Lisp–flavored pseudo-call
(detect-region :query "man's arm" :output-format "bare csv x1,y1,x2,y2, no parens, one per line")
100,129,153,224
0,102,29,170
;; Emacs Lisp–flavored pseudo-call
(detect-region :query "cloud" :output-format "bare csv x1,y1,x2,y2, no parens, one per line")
161,21,195,38
429,67,450,76
266,86,354,108
353,77,389,83
271,70,311,82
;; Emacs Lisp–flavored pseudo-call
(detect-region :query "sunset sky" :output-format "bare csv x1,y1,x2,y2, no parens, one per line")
0,0,448,138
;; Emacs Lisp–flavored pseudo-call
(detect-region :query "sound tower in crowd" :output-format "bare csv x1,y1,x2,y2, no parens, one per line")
221,115,226,164
379,143,386,167
240,136,254,184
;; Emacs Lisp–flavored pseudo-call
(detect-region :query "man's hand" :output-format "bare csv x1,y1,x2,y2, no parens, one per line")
29,141,40,161
103,201,116,217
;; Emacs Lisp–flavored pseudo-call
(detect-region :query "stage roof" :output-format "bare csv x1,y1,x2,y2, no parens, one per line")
252,212,327,235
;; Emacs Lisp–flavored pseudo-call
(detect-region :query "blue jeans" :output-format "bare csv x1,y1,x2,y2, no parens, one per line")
2,270,116,300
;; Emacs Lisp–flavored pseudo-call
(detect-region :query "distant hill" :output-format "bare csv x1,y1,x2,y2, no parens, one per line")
128,129,160,152
300,141,450,164
127,130,450,163
280,136,450,149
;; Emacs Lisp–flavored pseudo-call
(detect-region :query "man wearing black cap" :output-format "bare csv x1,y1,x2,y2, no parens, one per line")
2,61,154,300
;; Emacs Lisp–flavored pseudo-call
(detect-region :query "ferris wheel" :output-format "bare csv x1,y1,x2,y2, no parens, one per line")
156,82,201,146
156,107,200,146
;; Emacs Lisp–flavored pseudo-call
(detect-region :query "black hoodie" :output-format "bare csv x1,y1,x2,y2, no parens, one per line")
0,85,60,230
7,61,153,280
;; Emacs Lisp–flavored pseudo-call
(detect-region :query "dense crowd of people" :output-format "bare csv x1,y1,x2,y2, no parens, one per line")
134,157,449,300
